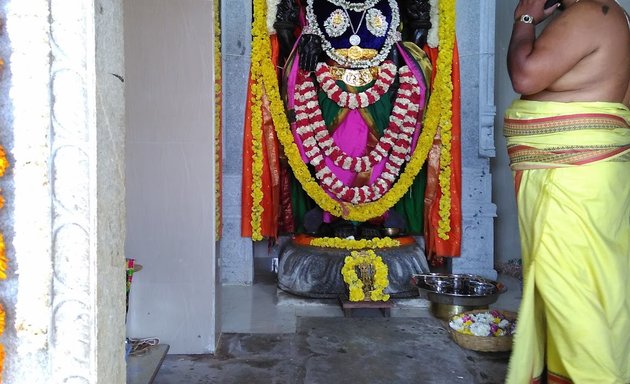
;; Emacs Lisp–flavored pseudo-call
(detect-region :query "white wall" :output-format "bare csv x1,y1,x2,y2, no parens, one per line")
492,0,630,266
124,0,219,354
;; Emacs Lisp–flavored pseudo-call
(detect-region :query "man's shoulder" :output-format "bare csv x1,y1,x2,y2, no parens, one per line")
544,1,628,48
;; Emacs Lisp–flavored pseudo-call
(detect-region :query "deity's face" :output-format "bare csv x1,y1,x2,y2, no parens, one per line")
307,0,400,68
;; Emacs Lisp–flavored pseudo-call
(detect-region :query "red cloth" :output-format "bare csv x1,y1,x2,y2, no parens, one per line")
242,35,283,239
423,40,463,261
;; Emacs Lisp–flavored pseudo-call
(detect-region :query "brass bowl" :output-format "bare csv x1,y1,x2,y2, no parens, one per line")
411,273,507,320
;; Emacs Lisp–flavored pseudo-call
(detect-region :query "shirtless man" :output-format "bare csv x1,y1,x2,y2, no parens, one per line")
504,1,630,383
509,0,630,106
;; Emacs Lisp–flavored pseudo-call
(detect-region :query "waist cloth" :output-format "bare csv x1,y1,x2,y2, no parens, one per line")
504,100,630,384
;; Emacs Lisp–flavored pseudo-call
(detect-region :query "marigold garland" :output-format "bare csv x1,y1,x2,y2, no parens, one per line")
250,0,269,240
0,234,6,281
341,250,390,302
266,58,435,221
250,0,455,225
0,304,4,336
0,146,7,178
214,2,223,239
0,145,6,280
0,142,7,381
0,343,3,384
310,236,400,250
423,0,456,239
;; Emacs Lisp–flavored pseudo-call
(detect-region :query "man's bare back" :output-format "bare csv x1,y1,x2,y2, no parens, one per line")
508,0,630,107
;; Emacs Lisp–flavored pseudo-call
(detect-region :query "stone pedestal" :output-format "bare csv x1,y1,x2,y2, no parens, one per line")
277,237,430,299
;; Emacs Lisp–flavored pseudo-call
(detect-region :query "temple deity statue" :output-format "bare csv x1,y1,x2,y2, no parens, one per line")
242,0,462,298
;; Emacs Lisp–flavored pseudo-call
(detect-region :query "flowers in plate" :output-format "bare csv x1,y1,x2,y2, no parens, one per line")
449,310,516,337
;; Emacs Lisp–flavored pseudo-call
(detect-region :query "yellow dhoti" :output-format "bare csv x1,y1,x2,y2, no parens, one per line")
504,100,630,384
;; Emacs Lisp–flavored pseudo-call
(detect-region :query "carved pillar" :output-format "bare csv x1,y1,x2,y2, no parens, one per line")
5,0,126,382
452,0,497,279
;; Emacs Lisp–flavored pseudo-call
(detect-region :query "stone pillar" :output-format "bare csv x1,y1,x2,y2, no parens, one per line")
452,0,498,279
2,0,126,382
220,0,254,285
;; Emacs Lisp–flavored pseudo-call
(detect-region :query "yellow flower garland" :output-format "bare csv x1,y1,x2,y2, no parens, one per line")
0,145,6,280
0,141,7,380
310,236,400,250
250,0,457,227
0,304,4,336
250,0,268,240
262,53,435,223
434,0,456,239
0,234,5,281
0,342,3,383
341,250,390,302
214,2,223,240
0,146,7,178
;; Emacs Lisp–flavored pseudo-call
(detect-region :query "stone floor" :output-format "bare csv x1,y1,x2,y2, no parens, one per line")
147,262,522,384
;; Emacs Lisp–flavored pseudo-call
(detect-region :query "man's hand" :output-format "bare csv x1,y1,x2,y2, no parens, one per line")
514,0,560,25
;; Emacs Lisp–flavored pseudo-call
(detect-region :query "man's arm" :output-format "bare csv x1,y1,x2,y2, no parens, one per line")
507,0,599,95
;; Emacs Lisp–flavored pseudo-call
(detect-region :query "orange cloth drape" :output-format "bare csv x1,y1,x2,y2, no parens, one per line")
423,40,462,259
241,35,282,238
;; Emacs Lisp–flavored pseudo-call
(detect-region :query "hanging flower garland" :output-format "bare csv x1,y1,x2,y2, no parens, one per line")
0,140,8,382
293,67,421,204
341,250,390,302
421,0,456,239
427,0,440,48
0,145,7,280
301,64,418,174
251,0,437,222
315,61,397,110
214,1,223,239
310,236,400,250
436,0,456,239
249,0,270,240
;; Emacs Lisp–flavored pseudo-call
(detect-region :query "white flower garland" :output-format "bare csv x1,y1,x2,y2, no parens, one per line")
427,0,439,48
315,60,397,109
325,0,382,12
297,65,418,174
293,66,422,204
266,0,281,34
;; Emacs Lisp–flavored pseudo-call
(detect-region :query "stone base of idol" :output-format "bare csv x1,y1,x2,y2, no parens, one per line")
338,294,394,317
277,235,430,299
